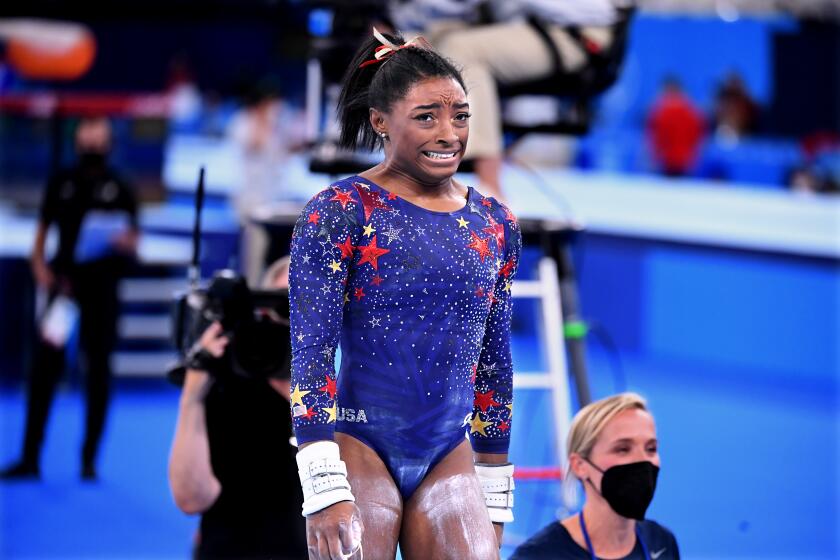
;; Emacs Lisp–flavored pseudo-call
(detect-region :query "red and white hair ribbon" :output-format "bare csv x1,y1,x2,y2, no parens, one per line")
359,27,425,68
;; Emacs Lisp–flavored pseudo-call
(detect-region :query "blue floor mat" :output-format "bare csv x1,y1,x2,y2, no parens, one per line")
0,382,197,559
1,347,837,559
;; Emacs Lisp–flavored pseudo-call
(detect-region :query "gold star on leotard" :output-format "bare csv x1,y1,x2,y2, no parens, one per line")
323,404,337,423
363,223,376,237
328,260,342,273
470,412,493,436
291,384,311,407
456,216,469,229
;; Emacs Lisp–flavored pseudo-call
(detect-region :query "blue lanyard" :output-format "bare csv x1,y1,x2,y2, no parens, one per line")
579,511,651,560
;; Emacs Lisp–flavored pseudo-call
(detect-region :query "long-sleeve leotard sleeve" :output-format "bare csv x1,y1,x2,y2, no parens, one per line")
289,185,364,444
469,201,522,454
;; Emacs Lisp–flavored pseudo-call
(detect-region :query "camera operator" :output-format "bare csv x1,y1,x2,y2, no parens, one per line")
168,258,307,560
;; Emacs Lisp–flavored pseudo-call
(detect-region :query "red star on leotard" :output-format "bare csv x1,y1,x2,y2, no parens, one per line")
474,389,501,412
499,258,516,278
370,275,384,286
354,182,392,221
308,211,320,225
483,215,505,252
301,407,316,420
354,287,366,301
335,236,355,260
481,198,493,208
329,187,354,210
318,374,337,399
357,235,390,270
497,420,510,432
467,230,492,263
387,192,398,201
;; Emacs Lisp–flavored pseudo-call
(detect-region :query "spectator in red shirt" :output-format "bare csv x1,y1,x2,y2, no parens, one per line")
647,78,704,177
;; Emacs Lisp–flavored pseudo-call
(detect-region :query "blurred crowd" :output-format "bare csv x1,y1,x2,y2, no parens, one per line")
647,71,840,193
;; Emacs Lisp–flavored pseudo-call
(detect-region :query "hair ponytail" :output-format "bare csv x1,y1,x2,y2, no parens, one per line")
337,32,401,152
336,30,466,152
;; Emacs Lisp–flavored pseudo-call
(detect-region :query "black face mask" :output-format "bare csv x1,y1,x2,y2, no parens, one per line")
78,151,107,169
585,459,659,520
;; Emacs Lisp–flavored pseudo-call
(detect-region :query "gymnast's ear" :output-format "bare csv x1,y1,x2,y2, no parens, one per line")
369,108,387,137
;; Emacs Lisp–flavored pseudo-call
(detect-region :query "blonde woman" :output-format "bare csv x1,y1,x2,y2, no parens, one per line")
512,393,680,559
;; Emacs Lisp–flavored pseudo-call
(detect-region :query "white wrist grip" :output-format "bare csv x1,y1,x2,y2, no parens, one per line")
297,441,356,517
475,462,515,524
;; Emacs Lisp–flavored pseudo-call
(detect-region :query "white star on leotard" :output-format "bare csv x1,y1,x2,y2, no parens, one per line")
319,239,334,257
382,224,403,245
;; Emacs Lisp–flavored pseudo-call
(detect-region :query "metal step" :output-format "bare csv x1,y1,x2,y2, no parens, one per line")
513,372,553,389
119,278,187,303
113,351,177,377
118,314,173,340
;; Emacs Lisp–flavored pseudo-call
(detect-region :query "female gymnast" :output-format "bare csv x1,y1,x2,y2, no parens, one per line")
289,29,521,560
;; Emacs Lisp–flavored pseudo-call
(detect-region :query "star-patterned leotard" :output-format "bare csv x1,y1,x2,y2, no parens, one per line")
289,175,521,499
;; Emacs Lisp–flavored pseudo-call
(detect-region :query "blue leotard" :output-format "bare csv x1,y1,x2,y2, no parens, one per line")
289,175,521,499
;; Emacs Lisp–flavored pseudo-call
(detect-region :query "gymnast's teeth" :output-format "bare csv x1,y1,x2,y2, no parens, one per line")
423,151,456,159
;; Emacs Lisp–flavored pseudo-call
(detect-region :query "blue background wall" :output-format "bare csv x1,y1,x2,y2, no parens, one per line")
577,235,838,382
598,15,796,129
562,233,839,557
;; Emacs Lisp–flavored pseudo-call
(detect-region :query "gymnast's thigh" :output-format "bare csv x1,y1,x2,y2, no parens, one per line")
335,432,402,560
399,440,498,560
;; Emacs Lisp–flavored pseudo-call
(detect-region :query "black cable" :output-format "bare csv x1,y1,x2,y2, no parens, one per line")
504,155,589,282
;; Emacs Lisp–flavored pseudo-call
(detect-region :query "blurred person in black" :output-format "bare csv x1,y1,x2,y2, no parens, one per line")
1,116,138,481
713,73,759,143
168,257,307,560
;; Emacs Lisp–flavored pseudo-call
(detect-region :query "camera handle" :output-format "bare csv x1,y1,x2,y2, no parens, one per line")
188,166,206,289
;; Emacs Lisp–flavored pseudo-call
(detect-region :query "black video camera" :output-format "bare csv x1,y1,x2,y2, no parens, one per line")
167,269,292,386
166,167,292,386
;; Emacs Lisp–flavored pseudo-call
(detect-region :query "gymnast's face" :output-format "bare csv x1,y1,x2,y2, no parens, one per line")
575,408,660,494
372,76,469,186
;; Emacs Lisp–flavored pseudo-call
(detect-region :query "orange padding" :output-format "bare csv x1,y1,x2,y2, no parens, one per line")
514,466,564,481
8,32,96,80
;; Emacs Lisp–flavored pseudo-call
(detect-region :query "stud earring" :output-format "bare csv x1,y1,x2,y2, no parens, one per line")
379,131,388,140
